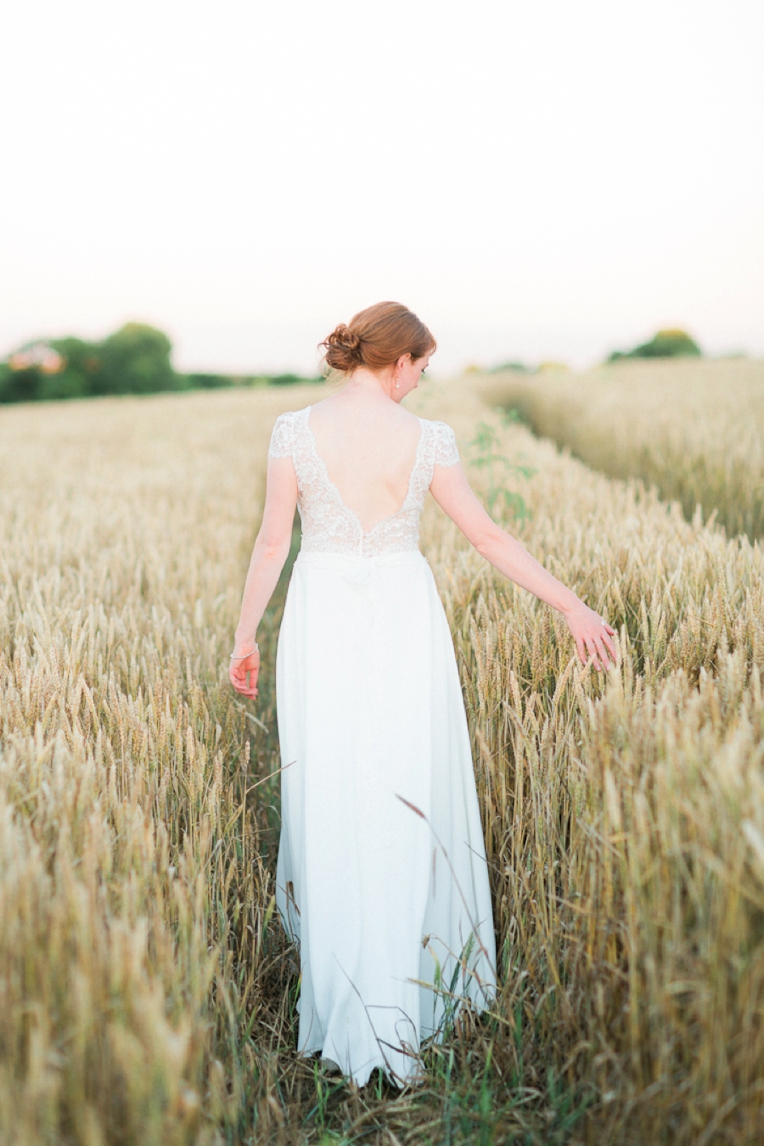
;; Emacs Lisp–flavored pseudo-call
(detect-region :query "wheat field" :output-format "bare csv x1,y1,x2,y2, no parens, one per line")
478,356,764,541
1,371,763,1145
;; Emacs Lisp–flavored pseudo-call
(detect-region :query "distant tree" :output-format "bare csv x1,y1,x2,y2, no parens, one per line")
608,329,701,362
0,340,67,403
94,323,178,395
37,369,87,401
631,329,701,358
43,336,102,399
0,362,40,403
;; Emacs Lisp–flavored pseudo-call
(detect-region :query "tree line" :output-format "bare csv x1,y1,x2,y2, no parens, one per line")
2,323,711,404
489,329,704,375
0,323,323,405
606,328,701,362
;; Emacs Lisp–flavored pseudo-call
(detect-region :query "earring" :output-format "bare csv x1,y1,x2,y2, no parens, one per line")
395,380,400,389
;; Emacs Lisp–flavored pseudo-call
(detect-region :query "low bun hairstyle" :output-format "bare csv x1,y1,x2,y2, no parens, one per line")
321,323,364,373
320,301,436,375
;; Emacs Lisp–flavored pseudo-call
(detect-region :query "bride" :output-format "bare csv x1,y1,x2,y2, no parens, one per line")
229,302,616,1087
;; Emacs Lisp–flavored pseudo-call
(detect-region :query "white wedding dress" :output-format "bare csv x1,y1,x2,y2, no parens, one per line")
268,406,496,1087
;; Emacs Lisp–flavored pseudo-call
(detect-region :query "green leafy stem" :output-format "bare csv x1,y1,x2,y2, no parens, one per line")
467,414,536,523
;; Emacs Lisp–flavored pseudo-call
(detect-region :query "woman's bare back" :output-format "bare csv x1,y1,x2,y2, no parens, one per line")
308,393,422,533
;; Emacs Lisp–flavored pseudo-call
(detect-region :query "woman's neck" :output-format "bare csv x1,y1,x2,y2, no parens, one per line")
342,366,396,401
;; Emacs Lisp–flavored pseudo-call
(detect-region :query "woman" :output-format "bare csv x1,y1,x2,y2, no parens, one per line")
229,302,616,1088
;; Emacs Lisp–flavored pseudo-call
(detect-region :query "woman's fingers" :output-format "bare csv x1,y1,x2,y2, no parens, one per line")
584,633,603,670
578,625,619,671
231,678,258,698
229,656,260,698
601,630,618,662
229,670,250,696
576,636,588,666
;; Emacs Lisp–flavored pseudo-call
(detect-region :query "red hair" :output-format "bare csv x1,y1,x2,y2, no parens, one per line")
320,302,436,374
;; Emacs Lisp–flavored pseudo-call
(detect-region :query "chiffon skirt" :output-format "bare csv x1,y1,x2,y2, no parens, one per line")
275,548,496,1086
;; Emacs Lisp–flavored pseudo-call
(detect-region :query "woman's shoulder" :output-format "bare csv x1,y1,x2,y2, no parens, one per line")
272,404,313,425
268,406,310,458
416,413,456,433
417,417,460,466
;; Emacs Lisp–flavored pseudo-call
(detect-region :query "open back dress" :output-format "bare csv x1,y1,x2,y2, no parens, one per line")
268,405,496,1087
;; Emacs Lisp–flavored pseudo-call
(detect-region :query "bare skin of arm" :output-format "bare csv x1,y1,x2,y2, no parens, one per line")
229,456,298,699
429,461,617,670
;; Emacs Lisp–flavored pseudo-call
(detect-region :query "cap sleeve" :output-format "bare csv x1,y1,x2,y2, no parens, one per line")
431,420,460,467
267,412,294,460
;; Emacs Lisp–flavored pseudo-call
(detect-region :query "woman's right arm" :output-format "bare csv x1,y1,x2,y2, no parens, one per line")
430,461,617,670
229,456,298,698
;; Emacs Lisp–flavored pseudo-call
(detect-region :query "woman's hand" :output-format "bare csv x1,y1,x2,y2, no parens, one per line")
563,601,618,670
229,646,261,699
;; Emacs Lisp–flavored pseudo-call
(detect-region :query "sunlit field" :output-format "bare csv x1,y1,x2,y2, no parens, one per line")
478,356,764,541
1,372,763,1145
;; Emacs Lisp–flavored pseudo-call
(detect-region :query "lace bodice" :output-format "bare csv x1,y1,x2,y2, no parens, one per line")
268,406,460,557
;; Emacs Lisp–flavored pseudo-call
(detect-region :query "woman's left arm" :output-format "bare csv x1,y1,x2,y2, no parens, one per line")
430,461,617,671
229,456,298,698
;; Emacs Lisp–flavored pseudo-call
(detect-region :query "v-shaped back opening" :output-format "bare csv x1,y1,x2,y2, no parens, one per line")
305,408,424,536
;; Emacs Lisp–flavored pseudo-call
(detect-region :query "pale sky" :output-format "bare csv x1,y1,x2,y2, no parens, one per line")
1,0,762,375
